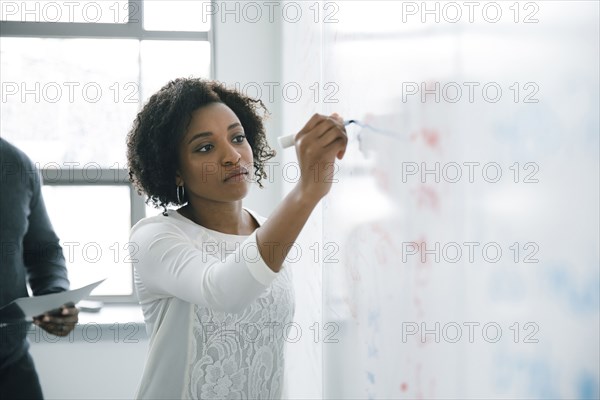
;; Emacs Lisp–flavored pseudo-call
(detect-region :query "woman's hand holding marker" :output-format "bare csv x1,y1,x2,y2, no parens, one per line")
294,113,348,202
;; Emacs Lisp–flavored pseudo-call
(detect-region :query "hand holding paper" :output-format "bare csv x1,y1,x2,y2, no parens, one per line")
11,279,105,319
33,304,79,337
0,279,104,336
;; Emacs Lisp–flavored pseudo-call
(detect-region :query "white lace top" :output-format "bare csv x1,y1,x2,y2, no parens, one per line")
130,207,295,399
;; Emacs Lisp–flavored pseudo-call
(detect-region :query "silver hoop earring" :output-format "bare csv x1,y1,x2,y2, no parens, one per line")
176,185,185,204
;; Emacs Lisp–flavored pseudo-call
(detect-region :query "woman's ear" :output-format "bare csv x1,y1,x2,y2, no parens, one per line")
175,170,183,187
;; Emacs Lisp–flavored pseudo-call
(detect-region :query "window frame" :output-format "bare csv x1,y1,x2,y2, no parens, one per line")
1,0,216,302
40,169,145,303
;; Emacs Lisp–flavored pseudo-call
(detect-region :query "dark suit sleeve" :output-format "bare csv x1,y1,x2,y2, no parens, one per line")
22,169,70,296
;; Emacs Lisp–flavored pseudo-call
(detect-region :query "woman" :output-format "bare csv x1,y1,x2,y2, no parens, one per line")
126,77,347,399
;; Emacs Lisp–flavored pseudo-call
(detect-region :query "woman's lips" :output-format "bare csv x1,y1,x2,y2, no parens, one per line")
224,171,248,181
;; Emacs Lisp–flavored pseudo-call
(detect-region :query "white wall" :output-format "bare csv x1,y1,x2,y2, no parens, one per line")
30,11,284,400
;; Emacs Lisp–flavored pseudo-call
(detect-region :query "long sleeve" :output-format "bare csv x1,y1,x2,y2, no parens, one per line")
0,138,69,367
0,138,69,306
22,169,69,296
130,218,280,314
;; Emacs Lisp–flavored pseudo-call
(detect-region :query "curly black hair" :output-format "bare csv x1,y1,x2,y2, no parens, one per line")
126,77,277,214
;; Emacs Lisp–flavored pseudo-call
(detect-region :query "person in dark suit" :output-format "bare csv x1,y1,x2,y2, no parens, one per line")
0,138,79,399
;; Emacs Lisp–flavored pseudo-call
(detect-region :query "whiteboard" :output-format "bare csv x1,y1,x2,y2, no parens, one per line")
280,1,599,399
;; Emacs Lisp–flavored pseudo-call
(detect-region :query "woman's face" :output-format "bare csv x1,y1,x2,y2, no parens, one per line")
176,102,254,204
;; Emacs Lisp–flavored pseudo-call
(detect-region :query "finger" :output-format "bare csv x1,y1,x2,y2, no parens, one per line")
301,113,327,133
33,315,42,322
318,129,345,151
328,133,349,161
60,306,79,316
329,115,346,132
311,117,345,141
37,321,59,335
319,121,348,147
60,322,77,331
43,306,78,320
324,136,348,157
43,316,78,325
52,321,77,330
51,325,73,337
39,321,76,336
330,113,344,124
41,314,78,324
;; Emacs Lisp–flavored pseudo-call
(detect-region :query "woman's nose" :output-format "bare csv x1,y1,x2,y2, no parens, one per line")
223,145,241,165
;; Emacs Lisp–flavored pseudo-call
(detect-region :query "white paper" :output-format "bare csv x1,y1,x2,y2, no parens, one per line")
12,279,105,318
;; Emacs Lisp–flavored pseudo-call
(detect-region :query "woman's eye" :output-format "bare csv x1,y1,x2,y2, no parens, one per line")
195,135,245,153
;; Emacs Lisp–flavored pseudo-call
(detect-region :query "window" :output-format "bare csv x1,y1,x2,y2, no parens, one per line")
1,0,213,301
